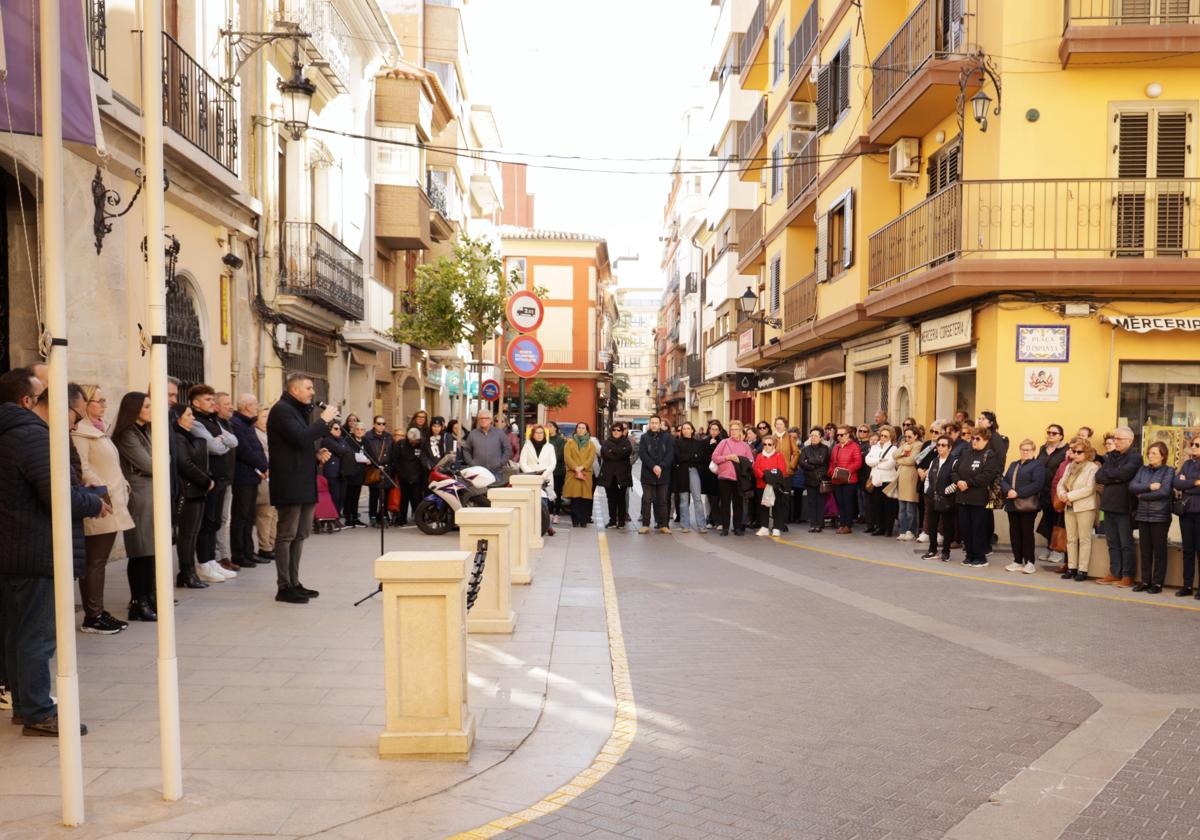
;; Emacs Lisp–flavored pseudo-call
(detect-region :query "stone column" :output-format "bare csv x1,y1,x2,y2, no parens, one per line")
374,551,475,759
508,474,546,549
487,487,533,584
455,507,517,634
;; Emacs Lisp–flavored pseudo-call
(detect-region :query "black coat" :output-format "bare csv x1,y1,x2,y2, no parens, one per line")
393,439,428,484
1095,447,1142,513
638,430,675,486
799,442,830,485
341,436,368,482
926,455,958,512
599,435,634,489
1175,458,1200,515
699,435,724,495
671,436,706,493
266,393,329,506
361,429,392,470
1035,443,1069,503
734,457,757,498
950,446,1001,507
231,411,268,486
1130,464,1174,523
321,434,353,480
173,424,211,500
0,405,101,579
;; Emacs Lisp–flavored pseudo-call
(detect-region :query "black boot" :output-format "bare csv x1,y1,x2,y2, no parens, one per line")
128,598,158,622
176,571,208,589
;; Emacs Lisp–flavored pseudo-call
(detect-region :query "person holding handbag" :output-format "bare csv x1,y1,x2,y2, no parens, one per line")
362,416,392,526
700,421,725,527
563,422,598,528
828,426,863,534
865,426,899,538
599,423,635,528
1056,437,1099,581
799,427,830,533
1035,424,1069,564
950,428,1001,567
712,421,754,536
752,435,788,537
1001,439,1045,574
1173,437,1200,598
920,436,958,561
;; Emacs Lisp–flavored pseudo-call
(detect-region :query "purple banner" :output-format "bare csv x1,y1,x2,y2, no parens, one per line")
0,0,98,145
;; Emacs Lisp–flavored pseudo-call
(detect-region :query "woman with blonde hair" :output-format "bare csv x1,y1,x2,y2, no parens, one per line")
1056,436,1100,581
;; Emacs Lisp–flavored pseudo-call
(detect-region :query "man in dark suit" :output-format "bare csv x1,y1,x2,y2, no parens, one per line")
267,374,337,604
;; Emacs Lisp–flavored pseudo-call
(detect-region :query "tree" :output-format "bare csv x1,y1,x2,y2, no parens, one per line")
612,372,630,396
526,378,570,410
392,234,508,425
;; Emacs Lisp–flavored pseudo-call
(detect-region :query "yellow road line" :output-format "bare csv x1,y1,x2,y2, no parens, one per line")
448,530,636,839
772,536,1200,613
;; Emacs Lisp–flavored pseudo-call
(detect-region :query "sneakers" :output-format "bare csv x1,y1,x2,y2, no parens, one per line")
756,527,770,536
275,586,309,604
198,561,229,582
771,529,781,537
637,527,650,534
296,584,320,599
961,558,988,567
1023,562,1037,574
658,527,671,535
0,684,11,712
1004,562,1024,572
1046,551,1065,564
22,715,87,737
921,551,939,560
916,532,929,543
81,612,126,635
898,532,915,541
680,527,691,533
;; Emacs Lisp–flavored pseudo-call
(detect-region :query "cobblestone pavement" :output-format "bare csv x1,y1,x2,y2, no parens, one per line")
1059,708,1200,840
497,517,1200,840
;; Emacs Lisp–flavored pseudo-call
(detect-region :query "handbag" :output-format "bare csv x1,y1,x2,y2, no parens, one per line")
831,467,851,485
882,480,899,499
364,466,382,486
387,486,402,513
1010,462,1040,512
1050,524,1067,553
819,479,832,494
1173,491,1186,518
709,460,720,475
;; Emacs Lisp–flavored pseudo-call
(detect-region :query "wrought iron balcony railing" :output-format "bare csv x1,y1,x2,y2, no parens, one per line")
738,0,766,72
163,33,238,176
788,2,819,83
88,0,107,79
427,172,450,217
280,221,365,320
1065,0,1200,27
868,178,1200,291
871,0,972,117
787,133,818,206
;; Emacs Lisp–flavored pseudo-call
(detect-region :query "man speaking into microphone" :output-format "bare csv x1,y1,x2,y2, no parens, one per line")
267,374,339,604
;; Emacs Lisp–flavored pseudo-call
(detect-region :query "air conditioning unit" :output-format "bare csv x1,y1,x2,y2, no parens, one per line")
888,138,920,182
283,331,305,356
789,101,817,130
787,128,814,156
390,344,412,370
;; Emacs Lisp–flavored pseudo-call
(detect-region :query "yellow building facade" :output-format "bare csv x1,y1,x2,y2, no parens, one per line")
732,0,1200,445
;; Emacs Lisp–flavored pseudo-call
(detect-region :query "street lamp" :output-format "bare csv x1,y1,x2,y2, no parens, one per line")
278,53,317,141
970,88,992,129
738,286,781,329
958,58,1001,134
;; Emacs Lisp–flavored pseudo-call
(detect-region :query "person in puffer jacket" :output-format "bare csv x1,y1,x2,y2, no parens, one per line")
1174,438,1200,597
1129,441,1175,594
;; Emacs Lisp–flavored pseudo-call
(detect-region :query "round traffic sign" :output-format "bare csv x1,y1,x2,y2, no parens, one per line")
507,335,544,379
480,378,501,401
506,290,544,334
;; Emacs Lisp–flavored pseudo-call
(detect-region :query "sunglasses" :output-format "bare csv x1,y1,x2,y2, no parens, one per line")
936,443,949,448
1070,448,1085,454
857,429,869,434
1046,430,1061,436
1191,442,1200,448
972,437,985,442
836,432,848,437
757,425,769,430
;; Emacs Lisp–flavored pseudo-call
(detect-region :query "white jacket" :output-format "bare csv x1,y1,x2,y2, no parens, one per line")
519,439,557,482
866,441,899,486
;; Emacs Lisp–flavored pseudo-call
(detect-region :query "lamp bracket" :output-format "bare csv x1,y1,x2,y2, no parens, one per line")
219,21,309,87
748,314,782,329
92,166,169,255
956,53,1002,134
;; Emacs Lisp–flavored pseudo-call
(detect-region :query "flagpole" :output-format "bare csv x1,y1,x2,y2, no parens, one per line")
140,0,184,802
39,0,85,825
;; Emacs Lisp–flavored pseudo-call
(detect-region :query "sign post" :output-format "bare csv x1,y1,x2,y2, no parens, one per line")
505,293,545,441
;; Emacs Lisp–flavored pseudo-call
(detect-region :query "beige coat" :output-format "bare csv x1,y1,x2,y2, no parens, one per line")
71,421,134,536
1057,460,1100,513
894,443,920,503
562,438,597,499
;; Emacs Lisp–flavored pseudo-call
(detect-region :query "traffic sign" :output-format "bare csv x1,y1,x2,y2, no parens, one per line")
507,335,544,379
506,290,544,334
480,378,501,401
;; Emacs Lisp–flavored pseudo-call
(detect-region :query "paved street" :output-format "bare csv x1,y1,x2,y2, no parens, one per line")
5,501,1200,839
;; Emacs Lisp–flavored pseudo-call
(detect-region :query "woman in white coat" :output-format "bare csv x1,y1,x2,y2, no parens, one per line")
865,424,900,537
519,424,558,536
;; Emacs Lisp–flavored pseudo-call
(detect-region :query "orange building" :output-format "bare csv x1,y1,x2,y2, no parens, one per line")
499,227,616,435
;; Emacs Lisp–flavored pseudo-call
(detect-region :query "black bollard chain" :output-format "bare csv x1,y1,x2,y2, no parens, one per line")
466,538,488,612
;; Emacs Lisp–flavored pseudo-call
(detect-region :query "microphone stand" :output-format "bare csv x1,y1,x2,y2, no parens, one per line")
347,432,401,606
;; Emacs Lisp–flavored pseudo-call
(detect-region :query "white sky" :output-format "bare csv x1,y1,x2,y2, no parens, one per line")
468,0,716,273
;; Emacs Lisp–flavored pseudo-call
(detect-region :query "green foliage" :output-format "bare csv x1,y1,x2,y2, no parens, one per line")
526,378,571,410
612,372,630,395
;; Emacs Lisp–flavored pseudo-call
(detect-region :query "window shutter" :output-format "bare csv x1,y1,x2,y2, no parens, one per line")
816,211,829,283
842,189,855,269
1155,111,1188,178
945,0,964,51
1160,0,1191,23
1120,0,1151,23
837,43,850,116
1115,111,1150,257
816,66,830,134
769,258,781,313
1155,111,1188,255
1117,112,1150,177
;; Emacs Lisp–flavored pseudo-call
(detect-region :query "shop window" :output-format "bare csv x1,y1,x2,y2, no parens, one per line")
1119,362,1200,447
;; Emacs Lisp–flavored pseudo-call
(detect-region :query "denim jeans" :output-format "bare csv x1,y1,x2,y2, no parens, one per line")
676,468,706,530
1104,511,1136,578
898,501,918,535
0,575,56,724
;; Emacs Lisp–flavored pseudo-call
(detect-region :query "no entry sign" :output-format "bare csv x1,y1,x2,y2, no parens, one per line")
506,291,544,334
507,335,544,378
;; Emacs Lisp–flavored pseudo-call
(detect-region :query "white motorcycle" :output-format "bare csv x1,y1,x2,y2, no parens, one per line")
414,454,502,536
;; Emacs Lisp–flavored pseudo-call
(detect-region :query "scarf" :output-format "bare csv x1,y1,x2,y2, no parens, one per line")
532,438,545,455
572,433,592,451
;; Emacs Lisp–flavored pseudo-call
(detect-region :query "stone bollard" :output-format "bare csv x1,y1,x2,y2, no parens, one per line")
487,487,533,585
374,551,475,759
508,474,547,550
455,507,517,634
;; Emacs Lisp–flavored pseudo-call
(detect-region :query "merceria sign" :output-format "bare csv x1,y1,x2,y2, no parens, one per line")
1103,316,1200,333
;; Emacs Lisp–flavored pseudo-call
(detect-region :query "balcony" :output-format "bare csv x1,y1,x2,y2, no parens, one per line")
163,34,239,177
686,353,702,384
783,273,817,332
737,98,768,182
705,334,740,380
685,272,699,295
342,277,400,352
788,2,819,86
735,320,765,367
866,178,1200,316
88,0,106,79
276,0,352,93
868,0,976,145
470,155,502,216
375,185,432,250
426,172,455,241
1060,0,1200,66
736,204,766,273
787,133,818,210
279,222,365,321
738,0,768,89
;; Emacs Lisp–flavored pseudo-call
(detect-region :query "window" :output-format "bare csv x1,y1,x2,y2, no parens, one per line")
426,61,459,111
1119,362,1200,449
816,40,851,133
373,124,418,186
817,188,854,281
1113,106,1191,257
927,137,961,197
166,277,205,390
770,139,784,200
768,257,781,314
772,21,786,85
506,257,527,286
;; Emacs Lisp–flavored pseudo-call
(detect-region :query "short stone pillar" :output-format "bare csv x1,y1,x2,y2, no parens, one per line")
487,487,533,585
374,551,475,759
455,507,517,634
508,474,547,550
